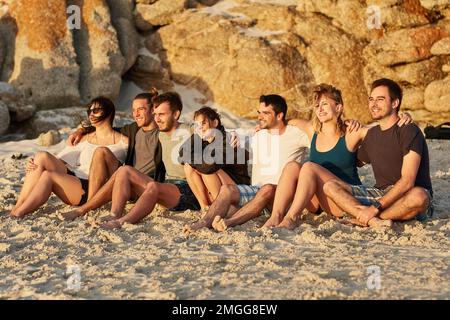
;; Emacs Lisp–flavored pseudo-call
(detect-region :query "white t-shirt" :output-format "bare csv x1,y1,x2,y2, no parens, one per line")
250,125,309,186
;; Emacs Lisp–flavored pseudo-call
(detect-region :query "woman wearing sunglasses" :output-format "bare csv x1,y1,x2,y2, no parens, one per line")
10,97,128,218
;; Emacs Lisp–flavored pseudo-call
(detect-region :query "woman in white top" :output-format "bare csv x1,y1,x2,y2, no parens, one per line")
10,97,128,218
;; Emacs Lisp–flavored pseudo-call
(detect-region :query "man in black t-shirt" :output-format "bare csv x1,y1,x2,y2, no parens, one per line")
323,78,433,227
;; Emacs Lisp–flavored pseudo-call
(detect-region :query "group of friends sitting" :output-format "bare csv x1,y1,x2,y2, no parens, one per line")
9,78,433,232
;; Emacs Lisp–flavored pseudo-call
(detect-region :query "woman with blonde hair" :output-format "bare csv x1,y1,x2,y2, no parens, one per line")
10,97,128,218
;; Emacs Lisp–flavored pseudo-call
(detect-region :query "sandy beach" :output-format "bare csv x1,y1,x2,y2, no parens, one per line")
0,137,448,300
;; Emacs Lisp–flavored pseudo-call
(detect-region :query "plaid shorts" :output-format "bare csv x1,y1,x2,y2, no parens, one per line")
236,184,270,215
351,185,434,221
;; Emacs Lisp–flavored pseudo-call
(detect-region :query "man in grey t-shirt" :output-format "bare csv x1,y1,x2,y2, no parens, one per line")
101,92,201,229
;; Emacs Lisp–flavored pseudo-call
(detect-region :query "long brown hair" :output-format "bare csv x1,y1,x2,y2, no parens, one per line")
310,83,345,135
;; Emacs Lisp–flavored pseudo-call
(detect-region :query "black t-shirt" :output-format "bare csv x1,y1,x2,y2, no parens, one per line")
357,122,432,193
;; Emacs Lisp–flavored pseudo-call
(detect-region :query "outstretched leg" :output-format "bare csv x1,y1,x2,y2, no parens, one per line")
213,184,276,232
184,184,240,233
62,170,119,220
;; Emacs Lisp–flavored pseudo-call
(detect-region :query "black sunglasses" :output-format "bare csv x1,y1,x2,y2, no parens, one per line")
87,107,104,115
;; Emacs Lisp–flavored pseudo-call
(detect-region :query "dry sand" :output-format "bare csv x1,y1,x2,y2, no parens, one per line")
0,140,449,300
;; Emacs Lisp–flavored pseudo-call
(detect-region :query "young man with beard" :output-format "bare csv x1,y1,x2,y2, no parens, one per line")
323,78,433,226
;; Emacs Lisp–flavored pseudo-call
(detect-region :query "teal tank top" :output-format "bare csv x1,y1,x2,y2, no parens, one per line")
309,133,362,185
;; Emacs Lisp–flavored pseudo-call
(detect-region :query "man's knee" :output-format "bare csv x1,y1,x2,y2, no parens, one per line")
220,184,238,197
405,187,429,210
257,184,276,199
116,165,133,177
144,181,159,194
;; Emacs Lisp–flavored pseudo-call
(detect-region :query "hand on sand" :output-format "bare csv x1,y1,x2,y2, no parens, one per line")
212,216,228,232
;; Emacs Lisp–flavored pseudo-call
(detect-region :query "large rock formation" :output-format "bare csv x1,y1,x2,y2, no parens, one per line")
69,0,125,103
154,8,314,118
8,0,80,109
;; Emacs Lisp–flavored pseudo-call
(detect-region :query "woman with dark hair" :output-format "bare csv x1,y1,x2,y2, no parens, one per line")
10,97,129,218
180,107,250,210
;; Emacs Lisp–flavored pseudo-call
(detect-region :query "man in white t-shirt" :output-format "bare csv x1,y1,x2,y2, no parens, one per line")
185,94,309,233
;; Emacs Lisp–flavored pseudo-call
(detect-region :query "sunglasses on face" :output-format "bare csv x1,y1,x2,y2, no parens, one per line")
87,107,104,115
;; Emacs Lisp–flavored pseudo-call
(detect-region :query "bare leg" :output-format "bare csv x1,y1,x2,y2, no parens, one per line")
110,166,150,217
87,147,119,199
184,164,210,209
184,184,240,234
201,169,235,202
323,180,392,228
62,170,119,220
263,161,301,228
379,187,430,221
213,184,277,232
103,181,180,229
12,151,66,214
277,162,344,230
11,171,84,218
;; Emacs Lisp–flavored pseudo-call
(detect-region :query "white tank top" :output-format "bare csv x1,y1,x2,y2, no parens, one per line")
57,137,128,180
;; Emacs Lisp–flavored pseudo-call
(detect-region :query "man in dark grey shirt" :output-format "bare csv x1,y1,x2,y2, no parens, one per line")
133,126,159,176
323,78,433,227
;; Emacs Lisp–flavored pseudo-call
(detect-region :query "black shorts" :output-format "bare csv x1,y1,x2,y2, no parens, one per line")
165,179,200,211
66,169,89,206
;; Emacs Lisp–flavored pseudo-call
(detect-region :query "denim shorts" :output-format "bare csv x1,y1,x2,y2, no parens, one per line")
165,179,200,211
351,185,434,221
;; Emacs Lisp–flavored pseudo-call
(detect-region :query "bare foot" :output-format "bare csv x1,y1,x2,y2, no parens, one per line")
277,216,301,230
339,218,367,227
183,219,208,235
212,216,228,232
61,209,83,221
100,219,123,230
99,213,121,223
9,211,24,219
368,217,393,228
262,215,283,228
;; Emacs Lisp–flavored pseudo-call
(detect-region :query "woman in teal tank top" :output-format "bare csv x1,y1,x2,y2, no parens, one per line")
309,133,361,186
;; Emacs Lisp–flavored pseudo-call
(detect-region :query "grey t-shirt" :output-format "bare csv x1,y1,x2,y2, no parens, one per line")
158,123,193,180
133,127,159,176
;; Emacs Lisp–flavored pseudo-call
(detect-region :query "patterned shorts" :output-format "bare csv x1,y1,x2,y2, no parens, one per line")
165,179,200,211
236,184,270,215
351,185,434,221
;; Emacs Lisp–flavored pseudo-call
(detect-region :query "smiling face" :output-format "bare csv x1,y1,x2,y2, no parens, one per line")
315,95,342,124
132,98,153,128
368,85,397,120
194,114,219,139
154,102,179,132
257,103,280,129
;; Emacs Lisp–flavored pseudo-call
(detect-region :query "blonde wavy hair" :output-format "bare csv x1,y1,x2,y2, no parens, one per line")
311,83,346,135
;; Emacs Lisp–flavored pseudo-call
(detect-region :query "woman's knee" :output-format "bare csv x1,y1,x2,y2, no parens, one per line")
117,165,133,177
34,151,52,164
92,146,114,160
283,161,302,173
